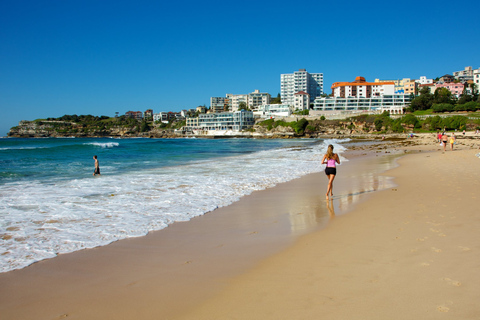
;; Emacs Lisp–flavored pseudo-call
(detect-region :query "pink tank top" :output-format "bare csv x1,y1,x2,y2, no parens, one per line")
326,158,336,168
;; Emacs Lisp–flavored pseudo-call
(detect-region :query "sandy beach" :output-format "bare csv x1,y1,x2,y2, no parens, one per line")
1,132,479,319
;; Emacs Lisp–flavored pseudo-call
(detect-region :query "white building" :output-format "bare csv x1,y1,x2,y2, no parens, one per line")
186,110,255,131
281,69,323,106
253,104,293,118
294,91,310,110
225,93,248,111
415,76,434,85
473,68,480,94
312,95,412,115
453,66,474,81
333,77,395,98
248,89,271,111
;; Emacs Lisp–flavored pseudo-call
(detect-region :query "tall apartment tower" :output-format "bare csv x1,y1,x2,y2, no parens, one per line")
281,69,323,106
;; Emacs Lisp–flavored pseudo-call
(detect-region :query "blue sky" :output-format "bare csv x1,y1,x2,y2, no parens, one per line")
1,0,479,136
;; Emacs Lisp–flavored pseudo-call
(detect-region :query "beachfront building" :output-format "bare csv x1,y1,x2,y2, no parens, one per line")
435,82,465,97
333,77,395,98
281,69,323,106
247,90,271,111
253,104,293,118
185,110,255,132
312,95,412,115
294,91,310,110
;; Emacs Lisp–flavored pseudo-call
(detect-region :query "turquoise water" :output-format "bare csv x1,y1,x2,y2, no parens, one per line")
0,137,347,272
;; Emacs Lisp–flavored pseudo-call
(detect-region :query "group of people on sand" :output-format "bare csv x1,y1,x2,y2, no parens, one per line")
438,131,457,152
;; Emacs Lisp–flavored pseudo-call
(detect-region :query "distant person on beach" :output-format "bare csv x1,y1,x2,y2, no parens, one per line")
321,144,340,200
450,134,456,151
437,132,442,143
442,132,448,152
93,155,100,176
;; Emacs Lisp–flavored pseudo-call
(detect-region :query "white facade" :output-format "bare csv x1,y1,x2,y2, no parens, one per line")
281,69,323,106
313,95,412,115
186,110,255,131
453,66,473,81
415,76,434,85
226,93,248,111
253,104,293,118
248,89,270,111
473,69,480,94
294,91,310,110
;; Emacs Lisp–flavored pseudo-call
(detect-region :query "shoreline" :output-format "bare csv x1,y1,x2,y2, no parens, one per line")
178,138,480,319
1,134,479,319
0,139,399,319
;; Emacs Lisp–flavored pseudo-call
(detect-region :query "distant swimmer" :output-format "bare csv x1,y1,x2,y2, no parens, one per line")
321,144,340,200
93,155,100,176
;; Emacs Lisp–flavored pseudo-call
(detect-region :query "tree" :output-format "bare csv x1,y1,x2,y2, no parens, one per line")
434,87,454,104
408,86,433,111
238,102,248,111
270,93,281,104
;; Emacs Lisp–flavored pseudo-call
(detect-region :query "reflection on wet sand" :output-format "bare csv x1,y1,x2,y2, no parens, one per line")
286,153,400,234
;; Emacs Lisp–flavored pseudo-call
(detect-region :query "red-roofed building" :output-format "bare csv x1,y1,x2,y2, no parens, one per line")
332,77,395,98
294,91,310,110
125,111,143,120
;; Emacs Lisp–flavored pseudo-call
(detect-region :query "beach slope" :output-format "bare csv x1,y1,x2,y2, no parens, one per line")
178,148,480,319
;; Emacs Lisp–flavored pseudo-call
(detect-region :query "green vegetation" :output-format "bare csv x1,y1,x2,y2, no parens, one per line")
258,118,309,135
408,86,480,113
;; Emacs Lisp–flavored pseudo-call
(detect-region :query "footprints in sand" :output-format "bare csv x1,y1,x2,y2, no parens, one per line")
437,305,450,313
54,314,69,319
431,247,442,253
442,277,462,287
437,301,454,313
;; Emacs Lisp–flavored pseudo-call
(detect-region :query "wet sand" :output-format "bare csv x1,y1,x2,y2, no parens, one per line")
1,133,479,319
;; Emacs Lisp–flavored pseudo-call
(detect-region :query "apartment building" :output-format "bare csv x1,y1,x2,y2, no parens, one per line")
281,69,323,106
415,76,434,85
212,90,270,112
125,111,143,120
404,79,417,96
144,109,153,119
225,93,248,111
474,69,480,91
253,104,292,118
375,78,411,94
210,97,230,112
313,95,412,115
333,77,395,98
186,110,255,131
453,66,474,81
294,91,310,110
247,90,271,111
435,82,465,97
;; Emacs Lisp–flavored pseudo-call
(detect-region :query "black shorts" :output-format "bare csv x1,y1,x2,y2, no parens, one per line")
325,167,336,176
94,168,100,175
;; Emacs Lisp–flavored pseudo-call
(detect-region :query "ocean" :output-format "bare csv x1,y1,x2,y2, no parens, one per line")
0,137,347,273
